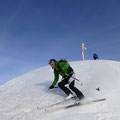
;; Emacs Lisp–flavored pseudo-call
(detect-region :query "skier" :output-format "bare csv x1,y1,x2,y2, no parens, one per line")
93,53,99,60
49,59,84,100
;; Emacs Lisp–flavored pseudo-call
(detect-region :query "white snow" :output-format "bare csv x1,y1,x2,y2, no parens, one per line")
0,60,120,120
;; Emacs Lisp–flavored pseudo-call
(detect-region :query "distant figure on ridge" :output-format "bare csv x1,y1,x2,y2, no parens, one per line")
48,59,84,100
93,53,99,60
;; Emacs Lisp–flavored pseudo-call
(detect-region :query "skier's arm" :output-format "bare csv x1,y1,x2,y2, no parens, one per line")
51,70,59,87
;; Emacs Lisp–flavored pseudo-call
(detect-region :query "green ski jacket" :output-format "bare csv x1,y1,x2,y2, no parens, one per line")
52,61,74,87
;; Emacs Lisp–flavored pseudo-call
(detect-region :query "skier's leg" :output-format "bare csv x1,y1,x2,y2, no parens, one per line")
69,80,84,99
58,79,72,96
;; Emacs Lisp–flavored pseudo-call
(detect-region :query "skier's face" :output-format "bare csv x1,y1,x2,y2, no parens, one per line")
50,63,55,69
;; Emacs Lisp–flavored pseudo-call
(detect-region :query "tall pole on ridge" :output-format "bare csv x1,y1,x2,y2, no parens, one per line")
80,43,87,61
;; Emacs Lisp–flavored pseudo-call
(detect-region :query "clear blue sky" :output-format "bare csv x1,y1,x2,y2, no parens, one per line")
0,0,120,85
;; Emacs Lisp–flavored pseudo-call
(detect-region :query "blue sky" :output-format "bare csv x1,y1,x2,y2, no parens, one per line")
0,0,120,85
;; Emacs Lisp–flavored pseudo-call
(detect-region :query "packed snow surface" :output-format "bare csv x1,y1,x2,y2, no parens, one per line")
0,60,120,120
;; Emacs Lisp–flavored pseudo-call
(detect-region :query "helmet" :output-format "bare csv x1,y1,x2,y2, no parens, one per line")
49,59,56,64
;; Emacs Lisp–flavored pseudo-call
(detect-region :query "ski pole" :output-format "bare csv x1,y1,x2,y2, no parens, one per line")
72,76,100,91
66,74,100,91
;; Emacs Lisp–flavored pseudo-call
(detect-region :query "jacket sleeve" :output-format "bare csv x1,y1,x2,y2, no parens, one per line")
52,70,59,87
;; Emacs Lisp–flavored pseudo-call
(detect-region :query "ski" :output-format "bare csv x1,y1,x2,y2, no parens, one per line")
65,98,106,109
37,98,106,112
37,96,77,111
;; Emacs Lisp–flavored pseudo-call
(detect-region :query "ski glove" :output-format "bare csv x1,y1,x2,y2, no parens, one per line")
49,85,54,89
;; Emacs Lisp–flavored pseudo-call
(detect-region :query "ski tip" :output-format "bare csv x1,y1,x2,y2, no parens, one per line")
94,98,106,102
102,98,106,100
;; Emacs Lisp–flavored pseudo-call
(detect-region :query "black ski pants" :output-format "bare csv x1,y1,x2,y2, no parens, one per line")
58,77,84,99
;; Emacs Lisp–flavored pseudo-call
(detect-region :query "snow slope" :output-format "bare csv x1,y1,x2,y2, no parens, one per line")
0,60,120,120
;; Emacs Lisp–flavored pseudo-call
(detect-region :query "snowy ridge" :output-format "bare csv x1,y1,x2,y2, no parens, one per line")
0,60,120,120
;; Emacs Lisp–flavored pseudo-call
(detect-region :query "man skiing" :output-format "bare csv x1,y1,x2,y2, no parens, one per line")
49,59,84,100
